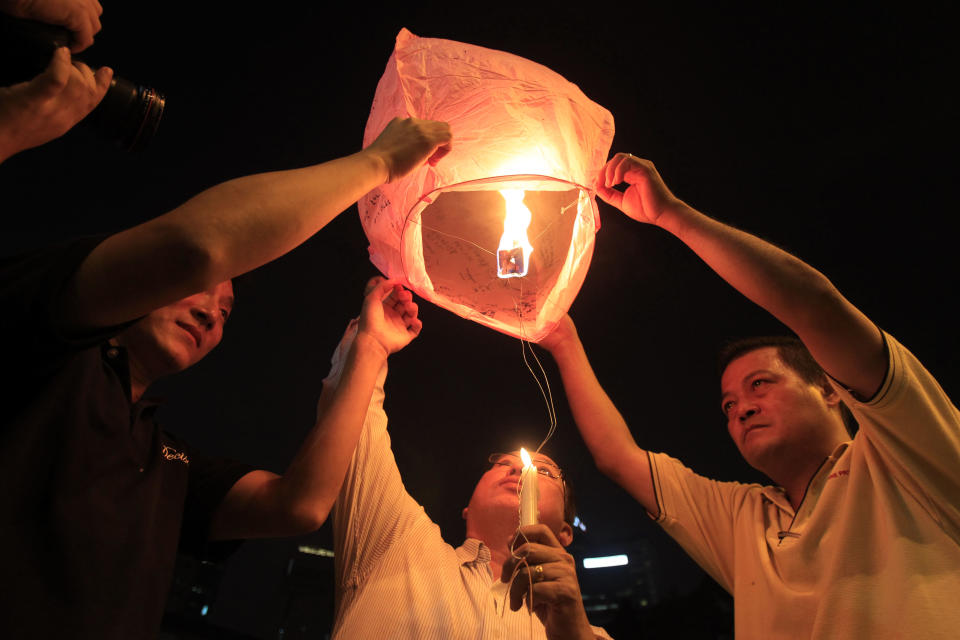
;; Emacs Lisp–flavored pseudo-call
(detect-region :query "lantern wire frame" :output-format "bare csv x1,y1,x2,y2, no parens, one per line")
398,174,598,343
400,215,561,451
398,176,582,451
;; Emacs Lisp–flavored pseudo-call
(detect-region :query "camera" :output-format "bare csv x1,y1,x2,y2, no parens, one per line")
0,13,165,151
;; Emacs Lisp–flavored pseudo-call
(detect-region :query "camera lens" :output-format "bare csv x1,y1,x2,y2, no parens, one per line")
86,77,166,152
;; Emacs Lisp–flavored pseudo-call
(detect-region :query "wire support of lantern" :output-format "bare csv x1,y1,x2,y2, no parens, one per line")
401,218,561,453
515,277,558,455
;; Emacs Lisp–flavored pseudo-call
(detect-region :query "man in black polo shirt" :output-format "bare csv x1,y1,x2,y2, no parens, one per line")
0,1,449,637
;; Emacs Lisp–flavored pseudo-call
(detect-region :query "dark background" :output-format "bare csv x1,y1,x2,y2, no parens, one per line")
2,3,956,638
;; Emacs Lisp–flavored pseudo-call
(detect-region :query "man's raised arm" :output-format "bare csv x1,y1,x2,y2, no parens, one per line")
540,315,659,517
597,153,886,400
59,118,450,334
207,278,422,539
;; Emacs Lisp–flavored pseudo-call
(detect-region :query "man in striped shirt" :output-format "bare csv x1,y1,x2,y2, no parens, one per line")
322,282,612,639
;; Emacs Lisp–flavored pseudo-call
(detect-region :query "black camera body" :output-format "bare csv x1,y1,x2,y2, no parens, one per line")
0,13,165,151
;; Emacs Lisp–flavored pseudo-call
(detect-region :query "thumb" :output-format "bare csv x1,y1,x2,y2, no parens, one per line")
427,143,451,166
23,48,72,101
363,277,400,308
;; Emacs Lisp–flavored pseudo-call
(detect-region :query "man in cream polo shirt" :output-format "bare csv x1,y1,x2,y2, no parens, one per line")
537,152,960,638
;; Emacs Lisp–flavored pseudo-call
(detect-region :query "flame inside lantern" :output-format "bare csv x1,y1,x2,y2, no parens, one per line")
497,189,535,278
520,447,533,468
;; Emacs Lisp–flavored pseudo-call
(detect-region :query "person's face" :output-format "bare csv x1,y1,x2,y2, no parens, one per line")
119,281,234,376
464,449,570,542
720,347,841,473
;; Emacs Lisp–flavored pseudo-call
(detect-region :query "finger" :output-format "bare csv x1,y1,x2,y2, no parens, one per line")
93,66,113,99
86,9,101,42
86,13,101,47
427,143,451,166
596,184,624,209
362,279,400,312
515,562,556,587
69,21,94,53
401,310,419,325
509,547,566,571
72,60,95,84
406,317,423,336
508,563,536,611
422,119,452,143
399,299,418,316
501,554,518,581
385,282,406,302
611,154,636,187
518,580,572,611
517,524,560,546
25,48,71,100
507,562,562,611
604,152,629,187
363,276,386,297
603,156,617,189
82,0,103,37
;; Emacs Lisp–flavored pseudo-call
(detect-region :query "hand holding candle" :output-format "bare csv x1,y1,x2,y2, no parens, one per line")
519,447,540,526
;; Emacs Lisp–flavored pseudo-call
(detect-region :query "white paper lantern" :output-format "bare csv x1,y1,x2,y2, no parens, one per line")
360,29,614,341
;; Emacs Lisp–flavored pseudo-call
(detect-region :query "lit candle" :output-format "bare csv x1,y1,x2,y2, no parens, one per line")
519,447,540,526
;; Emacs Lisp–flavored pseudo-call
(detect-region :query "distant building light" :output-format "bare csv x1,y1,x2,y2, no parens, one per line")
585,602,620,612
200,605,209,616
298,545,335,558
583,554,628,569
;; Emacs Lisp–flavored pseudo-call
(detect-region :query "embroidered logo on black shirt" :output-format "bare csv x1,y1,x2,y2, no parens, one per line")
162,445,190,465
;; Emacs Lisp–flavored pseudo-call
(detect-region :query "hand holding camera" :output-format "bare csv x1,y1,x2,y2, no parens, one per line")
0,0,164,159
0,0,104,52
0,45,111,162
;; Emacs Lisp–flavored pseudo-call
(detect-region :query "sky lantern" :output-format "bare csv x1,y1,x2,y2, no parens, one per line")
360,29,614,342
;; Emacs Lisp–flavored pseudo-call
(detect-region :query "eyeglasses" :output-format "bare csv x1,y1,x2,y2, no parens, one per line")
488,452,564,481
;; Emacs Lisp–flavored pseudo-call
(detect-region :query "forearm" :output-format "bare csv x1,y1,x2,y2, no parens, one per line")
657,201,885,395
208,331,388,539
274,331,389,529
546,614,595,640
165,151,387,284
65,150,388,330
658,202,838,332
549,337,642,477
545,600,596,640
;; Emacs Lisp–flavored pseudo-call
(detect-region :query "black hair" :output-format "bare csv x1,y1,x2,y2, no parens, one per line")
718,336,857,436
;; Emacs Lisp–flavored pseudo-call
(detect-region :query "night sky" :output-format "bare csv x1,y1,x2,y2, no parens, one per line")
1,3,956,637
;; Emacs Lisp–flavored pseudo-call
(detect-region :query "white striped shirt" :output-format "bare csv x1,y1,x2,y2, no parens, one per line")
326,333,611,639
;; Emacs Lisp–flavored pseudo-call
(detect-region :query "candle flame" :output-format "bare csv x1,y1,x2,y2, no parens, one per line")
497,189,534,278
520,447,533,468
